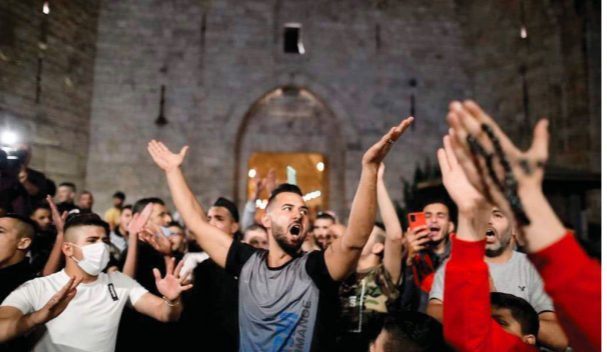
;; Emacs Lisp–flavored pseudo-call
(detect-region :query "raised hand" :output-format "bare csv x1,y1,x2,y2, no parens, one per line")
148,140,189,173
404,226,430,265
154,257,193,301
250,173,264,201
265,168,277,193
128,203,153,237
140,224,172,256
47,195,68,233
437,135,486,216
446,100,565,251
378,162,386,181
32,276,81,325
362,117,414,167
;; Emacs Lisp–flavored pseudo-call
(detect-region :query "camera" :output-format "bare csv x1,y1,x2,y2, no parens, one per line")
0,146,27,172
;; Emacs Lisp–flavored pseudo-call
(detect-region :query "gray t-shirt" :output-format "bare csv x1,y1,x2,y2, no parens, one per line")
226,241,339,352
429,251,554,314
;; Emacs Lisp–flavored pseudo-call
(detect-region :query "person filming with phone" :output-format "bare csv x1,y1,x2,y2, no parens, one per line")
399,199,454,313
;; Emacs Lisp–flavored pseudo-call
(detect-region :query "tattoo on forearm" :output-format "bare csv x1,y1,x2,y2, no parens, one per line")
466,124,531,226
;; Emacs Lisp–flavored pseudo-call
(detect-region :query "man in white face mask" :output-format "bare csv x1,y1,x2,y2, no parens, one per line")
0,214,193,352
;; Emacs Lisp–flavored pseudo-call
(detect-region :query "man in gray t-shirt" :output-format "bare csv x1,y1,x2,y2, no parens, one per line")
147,119,412,352
429,250,553,314
426,207,569,351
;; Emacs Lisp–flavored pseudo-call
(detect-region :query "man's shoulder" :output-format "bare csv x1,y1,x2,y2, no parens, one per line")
26,168,45,178
18,271,63,289
511,251,536,269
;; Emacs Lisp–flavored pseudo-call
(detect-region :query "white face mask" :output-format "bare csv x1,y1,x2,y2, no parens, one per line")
69,242,111,276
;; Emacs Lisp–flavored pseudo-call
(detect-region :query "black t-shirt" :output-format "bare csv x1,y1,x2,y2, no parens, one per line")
180,258,240,352
225,241,339,352
0,259,34,352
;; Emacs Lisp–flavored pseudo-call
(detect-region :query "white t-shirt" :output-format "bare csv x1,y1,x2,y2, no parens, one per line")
1,270,148,352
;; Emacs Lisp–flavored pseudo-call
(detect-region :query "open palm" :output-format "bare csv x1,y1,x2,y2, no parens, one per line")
362,117,414,167
437,135,485,214
148,140,189,172
154,258,193,301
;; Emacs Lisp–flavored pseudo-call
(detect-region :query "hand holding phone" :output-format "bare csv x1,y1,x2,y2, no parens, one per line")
408,212,427,229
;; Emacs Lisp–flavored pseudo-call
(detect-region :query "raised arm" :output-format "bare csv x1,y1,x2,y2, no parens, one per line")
122,203,153,278
447,101,594,351
41,195,68,276
147,140,233,268
377,163,403,284
438,136,532,351
325,117,413,281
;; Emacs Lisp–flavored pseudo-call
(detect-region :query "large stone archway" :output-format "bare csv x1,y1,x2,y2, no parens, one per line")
234,85,348,217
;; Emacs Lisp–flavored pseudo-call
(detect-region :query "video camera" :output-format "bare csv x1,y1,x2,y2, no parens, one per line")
0,146,27,172
0,131,27,172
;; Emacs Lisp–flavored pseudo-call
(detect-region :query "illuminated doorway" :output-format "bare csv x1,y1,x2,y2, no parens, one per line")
234,86,347,218
247,152,328,220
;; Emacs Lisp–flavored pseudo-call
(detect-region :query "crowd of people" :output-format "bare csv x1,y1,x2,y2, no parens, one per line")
0,101,600,352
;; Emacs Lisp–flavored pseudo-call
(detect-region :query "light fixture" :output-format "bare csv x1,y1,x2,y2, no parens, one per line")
520,26,527,39
316,162,325,172
256,199,269,209
248,169,257,178
303,190,322,202
1,131,18,145
42,1,50,15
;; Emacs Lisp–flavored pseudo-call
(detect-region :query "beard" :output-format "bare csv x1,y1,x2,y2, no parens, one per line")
485,233,511,257
271,221,304,257
428,230,448,248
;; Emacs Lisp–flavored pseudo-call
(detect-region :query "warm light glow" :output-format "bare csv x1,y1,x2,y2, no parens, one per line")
1,131,18,145
248,169,257,178
42,1,50,15
520,26,527,39
316,162,324,172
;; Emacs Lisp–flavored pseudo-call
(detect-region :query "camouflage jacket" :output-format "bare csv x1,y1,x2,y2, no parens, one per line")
338,263,400,333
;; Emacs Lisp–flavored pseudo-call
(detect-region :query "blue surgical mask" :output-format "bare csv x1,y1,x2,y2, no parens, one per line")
160,226,172,237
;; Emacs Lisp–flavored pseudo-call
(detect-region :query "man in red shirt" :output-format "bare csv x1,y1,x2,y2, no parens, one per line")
442,100,600,352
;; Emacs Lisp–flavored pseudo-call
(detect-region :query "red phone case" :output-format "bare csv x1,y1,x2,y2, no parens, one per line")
408,212,427,229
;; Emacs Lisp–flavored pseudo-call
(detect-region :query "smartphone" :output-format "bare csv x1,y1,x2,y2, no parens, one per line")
408,212,427,229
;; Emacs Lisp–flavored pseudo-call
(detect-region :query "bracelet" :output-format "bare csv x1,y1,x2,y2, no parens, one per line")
162,296,180,307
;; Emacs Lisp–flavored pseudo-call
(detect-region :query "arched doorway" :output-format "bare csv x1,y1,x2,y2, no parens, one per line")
234,85,346,219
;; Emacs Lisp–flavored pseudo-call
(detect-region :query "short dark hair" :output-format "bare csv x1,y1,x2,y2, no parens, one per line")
244,223,266,233
380,311,452,352
168,221,182,229
133,198,165,215
113,191,126,200
315,212,335,223
120,205,132,213
421,197,451,214
2,214,37,240
80,190,93,197
29,202,51,217
213,197,240,223
267,183,303,210
64,214,110,237
59,182,76,192
490,292,539,337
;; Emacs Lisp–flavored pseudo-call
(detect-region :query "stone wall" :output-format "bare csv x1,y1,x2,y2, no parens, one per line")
85,0,472,218
0,0,100,194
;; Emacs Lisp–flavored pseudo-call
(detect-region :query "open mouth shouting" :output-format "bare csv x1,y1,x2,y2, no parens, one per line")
428,226,441,240
288,223,303,240
486,228,497,244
